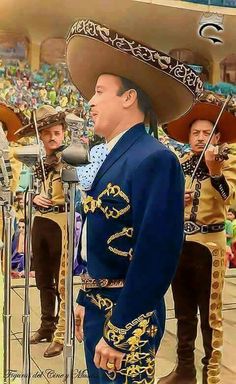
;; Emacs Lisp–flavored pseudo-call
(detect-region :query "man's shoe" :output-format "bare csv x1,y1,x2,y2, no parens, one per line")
30,331,53,344
43,341,63,358
158,370,197,384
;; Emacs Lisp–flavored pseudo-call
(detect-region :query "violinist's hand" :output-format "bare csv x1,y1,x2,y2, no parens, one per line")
205,144,224,177
184,189,194,207
33,194,52,208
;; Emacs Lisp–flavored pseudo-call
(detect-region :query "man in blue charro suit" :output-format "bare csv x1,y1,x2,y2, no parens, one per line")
66,19,203,384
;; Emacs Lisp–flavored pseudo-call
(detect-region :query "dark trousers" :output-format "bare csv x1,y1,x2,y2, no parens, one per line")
32,216,62,333
172,240,223,380
82,288,165,384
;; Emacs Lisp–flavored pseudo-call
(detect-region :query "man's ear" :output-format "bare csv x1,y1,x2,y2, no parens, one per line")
123,89,137,108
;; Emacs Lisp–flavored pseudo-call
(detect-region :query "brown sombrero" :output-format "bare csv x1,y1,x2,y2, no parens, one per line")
166,92,236,144
0,103,29,142
15,105,65,139
66,19,203,124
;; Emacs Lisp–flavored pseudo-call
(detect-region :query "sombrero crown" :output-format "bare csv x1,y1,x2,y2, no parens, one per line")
66,19,203,124
166,91,236,144
15,105,65,138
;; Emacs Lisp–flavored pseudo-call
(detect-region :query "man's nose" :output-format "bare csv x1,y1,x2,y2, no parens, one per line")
198,132,205,141
88,94,96,106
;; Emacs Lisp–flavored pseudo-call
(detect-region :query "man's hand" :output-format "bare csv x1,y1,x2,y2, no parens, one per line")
184,189,194,207
94,337,125,372
75,304,85,343
33,194,52,208
204,144,224,177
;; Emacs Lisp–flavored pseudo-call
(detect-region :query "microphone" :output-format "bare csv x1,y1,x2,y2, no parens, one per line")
13,145,40,168
62,113,90,166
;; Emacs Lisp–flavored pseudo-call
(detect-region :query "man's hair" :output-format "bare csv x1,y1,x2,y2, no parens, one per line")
113,75,158,137
117,76,152,117
228,208,236,217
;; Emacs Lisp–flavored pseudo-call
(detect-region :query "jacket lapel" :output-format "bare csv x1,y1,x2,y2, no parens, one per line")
91,123,146,189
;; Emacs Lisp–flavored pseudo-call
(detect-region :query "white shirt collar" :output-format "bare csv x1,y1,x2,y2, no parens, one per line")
106,130,129,154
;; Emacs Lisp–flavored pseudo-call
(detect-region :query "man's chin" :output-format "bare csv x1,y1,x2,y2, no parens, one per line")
49,144,60,150
93,125,103,138
193,148,203,154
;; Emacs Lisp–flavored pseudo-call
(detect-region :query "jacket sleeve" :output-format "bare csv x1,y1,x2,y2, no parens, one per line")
103,149,185,352
211,154,236,204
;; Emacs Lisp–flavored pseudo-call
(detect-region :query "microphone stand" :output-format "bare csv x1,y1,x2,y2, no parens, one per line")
61,114,89,384
13,145,40,384
0,150,13,384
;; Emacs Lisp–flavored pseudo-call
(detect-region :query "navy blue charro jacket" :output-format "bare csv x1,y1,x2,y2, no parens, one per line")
77,123,184,352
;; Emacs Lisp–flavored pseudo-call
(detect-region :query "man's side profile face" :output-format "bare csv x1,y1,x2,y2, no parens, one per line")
189,120,220,154
40,124,64,154
89,74,125,138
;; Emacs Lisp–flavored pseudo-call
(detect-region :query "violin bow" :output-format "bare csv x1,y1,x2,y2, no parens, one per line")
32,110,47,194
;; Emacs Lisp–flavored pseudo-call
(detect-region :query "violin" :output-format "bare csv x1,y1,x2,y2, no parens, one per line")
215,146,230,162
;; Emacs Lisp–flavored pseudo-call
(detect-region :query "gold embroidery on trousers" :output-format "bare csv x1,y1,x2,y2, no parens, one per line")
106,348,156,384
206,247,225,383
83,183,130,219
86,293,113,315
107,227,133,259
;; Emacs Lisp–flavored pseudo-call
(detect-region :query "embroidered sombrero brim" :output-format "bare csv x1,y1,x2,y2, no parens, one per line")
0,103,29,142
15,112,65,139
66,19,203,124
166,102,236,144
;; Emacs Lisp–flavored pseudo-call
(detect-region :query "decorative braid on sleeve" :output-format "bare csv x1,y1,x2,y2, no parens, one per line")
210,175,229,200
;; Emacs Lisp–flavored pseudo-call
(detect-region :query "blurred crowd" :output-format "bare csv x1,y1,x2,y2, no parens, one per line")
0,59,89,116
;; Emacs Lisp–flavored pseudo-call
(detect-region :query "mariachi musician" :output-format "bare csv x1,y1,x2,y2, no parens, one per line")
159,92,236,384
16,105,68,358
66,18,202,384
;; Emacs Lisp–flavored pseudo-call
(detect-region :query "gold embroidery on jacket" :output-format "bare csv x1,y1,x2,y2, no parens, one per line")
105,316,156,384
83,183,130,219
86,292,157,384
104,312,153,351
107,227,133,259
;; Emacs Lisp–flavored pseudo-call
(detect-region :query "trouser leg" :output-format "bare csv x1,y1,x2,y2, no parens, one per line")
198,246,225,384
32,217,62,333
172,242,198,375
53,250,66,344
158,242,198,384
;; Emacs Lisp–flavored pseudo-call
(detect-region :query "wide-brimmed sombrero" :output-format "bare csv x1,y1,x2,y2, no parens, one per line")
0,103,29,142
15,105,65,139
166,92,236,144
66,19,203,124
